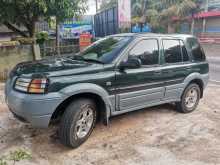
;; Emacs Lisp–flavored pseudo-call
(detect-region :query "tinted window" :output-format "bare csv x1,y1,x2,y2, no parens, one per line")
180,41,189,62
129,39,159,65
163,40,182,63
80,36,132,64
187,38,206,61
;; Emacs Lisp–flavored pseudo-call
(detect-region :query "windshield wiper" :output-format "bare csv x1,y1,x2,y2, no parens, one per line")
71,55,84,61
82,58,105,64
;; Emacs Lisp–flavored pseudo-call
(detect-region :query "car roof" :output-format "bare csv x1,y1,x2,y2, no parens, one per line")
111,33,195,40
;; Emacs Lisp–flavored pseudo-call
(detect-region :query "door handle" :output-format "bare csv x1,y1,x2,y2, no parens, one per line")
186,67,191,70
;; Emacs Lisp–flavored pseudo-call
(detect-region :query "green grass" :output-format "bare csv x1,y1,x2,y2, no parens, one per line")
9,149,32,162
0,149,32,165
0,156,7,165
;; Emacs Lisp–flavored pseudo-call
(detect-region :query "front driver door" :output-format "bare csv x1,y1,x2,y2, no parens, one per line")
115,38,165,111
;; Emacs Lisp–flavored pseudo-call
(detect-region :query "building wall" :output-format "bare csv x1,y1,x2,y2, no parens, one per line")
206,17,220,32
180,17,220,34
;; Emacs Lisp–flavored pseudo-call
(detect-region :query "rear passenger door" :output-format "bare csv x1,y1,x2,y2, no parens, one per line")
161,39,191,101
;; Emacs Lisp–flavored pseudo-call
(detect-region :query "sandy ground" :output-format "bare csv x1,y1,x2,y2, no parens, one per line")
0,83,220,165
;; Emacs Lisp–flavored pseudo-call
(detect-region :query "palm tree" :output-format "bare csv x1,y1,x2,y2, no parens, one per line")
158,0,202,34
131,0,202,33
132,0,156,20
131,0,160,31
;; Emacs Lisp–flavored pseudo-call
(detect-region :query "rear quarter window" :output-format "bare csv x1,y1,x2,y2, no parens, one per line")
187,38,206,62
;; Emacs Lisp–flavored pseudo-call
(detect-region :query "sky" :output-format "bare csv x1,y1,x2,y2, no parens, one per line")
86,0,97,15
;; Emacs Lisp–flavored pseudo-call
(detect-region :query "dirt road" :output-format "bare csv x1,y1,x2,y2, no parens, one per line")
0,83,220,165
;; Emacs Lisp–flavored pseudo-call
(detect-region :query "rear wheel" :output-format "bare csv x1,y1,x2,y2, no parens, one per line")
59,98,97,148
176,83,201,113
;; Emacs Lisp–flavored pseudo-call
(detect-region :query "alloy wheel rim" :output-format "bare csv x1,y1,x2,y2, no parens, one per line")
75,105,94,139
185,88,198,109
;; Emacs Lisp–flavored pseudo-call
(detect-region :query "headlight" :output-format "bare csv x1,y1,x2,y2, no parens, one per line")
14,77,49,94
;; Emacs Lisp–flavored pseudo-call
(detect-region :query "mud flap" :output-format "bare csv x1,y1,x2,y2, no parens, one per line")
103,105,110,126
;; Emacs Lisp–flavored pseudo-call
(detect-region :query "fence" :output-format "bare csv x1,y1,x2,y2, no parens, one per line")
94,7,119,37
40,39,80,57
40,45,80,58
0,38,81,81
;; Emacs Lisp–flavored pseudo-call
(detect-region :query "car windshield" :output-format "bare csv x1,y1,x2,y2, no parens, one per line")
78,36,132,64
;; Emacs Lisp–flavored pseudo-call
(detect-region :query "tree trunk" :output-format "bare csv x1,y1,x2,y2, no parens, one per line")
168,22,175,33
30,21,41,60
3,21,28,37
202,0,208,33
30,22,36,38
56,19,60,56
95,0,98,13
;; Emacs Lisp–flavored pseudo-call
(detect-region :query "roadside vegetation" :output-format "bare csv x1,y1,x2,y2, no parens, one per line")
0,0,87,56
0,149,32,165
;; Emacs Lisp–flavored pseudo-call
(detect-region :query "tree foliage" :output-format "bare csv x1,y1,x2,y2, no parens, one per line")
131,0,202,32
0,0,88,37
159,0,201,18
47,0,87,22
99,0,117,11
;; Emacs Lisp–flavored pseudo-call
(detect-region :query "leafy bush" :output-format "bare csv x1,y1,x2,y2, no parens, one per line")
0,158,7,165
0,149,32,165
36,31,49,45
9,149,32,162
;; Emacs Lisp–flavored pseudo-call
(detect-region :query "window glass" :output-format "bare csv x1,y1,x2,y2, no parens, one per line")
80,36,132,64
163,39,182,63
180,41,189,62
187,38,206,61
129,39,159,65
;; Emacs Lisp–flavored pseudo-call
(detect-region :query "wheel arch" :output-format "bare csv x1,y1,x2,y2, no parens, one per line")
50,83,113,125
183,73,207,98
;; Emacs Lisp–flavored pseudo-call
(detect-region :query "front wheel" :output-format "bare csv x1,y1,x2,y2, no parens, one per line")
176,83,201,113
59,98,97,148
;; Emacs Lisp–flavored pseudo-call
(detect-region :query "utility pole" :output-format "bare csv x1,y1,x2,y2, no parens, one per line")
95,0,98,13
202,0,209,33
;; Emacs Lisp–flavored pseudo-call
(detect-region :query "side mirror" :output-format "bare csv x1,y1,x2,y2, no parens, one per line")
119,57,141,70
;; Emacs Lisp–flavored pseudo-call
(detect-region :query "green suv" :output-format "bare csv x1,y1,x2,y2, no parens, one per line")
5,33,209,148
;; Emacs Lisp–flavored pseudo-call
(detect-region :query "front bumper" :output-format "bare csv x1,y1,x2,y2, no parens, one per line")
5,79,65,128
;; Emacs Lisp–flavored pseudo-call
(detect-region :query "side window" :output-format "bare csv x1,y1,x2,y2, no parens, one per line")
180,41,189,62
187,38,206,61
163,39,182,63
129,39,159,65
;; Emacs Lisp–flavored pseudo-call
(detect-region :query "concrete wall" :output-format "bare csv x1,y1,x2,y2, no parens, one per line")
0,45,34,81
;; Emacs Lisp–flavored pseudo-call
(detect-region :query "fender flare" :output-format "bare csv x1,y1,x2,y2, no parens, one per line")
59,83,113,125
183,72,209,89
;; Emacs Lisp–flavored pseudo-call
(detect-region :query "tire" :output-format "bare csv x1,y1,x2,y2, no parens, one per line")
176,83,201,113
59,98,97,148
